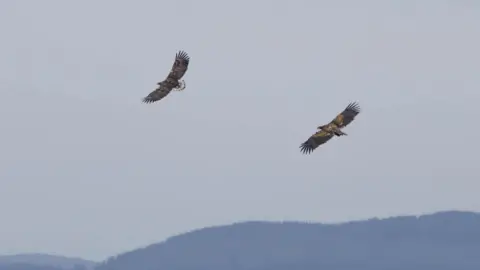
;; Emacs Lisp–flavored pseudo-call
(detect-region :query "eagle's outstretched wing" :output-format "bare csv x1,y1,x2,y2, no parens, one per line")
166,50,190,81
142,83,173,104
299,130,334,154
329,102,361,128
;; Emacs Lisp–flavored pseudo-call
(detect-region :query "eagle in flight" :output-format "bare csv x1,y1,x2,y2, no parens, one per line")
142,50,190,104
300,102,361,154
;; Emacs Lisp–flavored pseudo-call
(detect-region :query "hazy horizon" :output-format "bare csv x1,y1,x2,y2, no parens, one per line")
1,0,479,261
0,209,477,262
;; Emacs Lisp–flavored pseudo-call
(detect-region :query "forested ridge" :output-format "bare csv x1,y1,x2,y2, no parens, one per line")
3,211,480,270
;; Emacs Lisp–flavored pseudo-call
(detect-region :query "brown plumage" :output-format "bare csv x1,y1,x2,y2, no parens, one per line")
142,50,190,104
329,102,361,129
300,102,361,154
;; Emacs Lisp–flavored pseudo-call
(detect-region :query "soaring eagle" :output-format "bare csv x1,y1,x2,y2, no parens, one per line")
142,50,190,104
300,102,361,154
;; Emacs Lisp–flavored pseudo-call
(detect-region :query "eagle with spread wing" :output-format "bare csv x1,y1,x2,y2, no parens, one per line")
300,102,361,154
142,50,190,104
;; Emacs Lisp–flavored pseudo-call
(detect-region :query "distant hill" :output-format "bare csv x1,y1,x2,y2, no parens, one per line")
95,210,480,270
0,262,64,270
0,254,96,270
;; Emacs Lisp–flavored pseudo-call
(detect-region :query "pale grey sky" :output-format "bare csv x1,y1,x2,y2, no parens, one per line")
1,0,479,262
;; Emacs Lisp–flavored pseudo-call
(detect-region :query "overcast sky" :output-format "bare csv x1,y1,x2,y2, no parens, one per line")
1,0,479,262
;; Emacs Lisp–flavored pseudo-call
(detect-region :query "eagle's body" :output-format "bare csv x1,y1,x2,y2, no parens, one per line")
142,50,190,104
300,102,361,154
